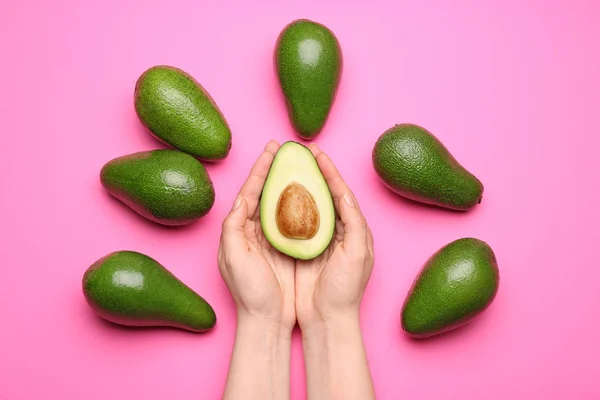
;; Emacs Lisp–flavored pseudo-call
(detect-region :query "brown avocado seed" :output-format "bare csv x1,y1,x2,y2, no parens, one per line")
276,182,320,239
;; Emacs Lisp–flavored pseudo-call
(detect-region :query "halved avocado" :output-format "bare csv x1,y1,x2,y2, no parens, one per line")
260,142,335,260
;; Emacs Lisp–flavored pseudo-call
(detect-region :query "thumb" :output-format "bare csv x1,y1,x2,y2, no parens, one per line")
221,195,250,252
340,191,368,259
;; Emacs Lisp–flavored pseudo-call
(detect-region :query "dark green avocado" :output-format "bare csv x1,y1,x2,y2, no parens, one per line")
401,238,499,338
134,65,231,161
275,19,342,139
83,251,216,332
100,150,215,226
372,124,484,211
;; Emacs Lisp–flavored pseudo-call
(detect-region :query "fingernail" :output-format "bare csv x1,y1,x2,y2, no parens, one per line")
232,196,242,210
343,192,355,208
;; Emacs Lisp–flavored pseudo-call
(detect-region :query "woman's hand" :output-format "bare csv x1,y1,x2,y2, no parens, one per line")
219,140,375,400
218,140,296,332
295,144,375,330
219,141,295,400
295,143,376,400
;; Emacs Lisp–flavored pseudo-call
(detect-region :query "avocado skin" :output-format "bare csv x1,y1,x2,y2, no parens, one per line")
372,124,483,211
83,251,216,332
275,19,342,139
100,150,215,226
401,238,499,338
134,65,231,161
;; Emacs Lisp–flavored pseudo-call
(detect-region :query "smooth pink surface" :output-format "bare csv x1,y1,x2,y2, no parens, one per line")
1,0,599,398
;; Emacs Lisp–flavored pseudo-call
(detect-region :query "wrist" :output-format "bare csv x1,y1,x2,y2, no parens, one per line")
224,311,292,400
301,312,362,350
237,311,293,343
299,306,360,334
300,312,375,400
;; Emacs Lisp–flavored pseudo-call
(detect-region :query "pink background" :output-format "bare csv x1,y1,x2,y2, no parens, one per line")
1,0,599,398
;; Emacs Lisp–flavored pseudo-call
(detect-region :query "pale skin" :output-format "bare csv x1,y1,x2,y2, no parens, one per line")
218,140,375,400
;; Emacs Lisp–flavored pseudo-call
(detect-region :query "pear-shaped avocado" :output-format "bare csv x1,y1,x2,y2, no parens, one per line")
401,238,499,338
134,65,231,161
372,124,484,211
100,150,215,226
275,19,342,139
260,142,335,259
83,251,216,332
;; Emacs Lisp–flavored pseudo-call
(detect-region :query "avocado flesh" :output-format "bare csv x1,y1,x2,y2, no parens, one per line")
260,142,335,259
82,251,217,332
401,238,499,338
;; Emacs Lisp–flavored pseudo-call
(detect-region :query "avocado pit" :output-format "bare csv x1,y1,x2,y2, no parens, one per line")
276,182,320,239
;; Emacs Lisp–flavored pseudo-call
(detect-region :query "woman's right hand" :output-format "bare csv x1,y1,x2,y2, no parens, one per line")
218,140,296,332
219,141,296,400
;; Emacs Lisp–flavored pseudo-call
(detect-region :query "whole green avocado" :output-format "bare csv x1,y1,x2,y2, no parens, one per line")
83,251,216,332
100,150,215,226
372,124,484,211
134,65,231,161
401,238,499,338
275,19,342,139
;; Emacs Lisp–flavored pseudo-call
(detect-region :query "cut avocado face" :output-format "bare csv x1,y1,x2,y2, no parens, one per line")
260,142,335,260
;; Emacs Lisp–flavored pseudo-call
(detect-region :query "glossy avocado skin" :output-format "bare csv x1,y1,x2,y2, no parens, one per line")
275,19,342,139
83,251,217,332
134,65,231,161
372,124,483,211
401,238,499,338
100,150,215,226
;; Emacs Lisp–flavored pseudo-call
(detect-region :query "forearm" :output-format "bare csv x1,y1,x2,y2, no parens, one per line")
223,315,291,400
302,313,375,400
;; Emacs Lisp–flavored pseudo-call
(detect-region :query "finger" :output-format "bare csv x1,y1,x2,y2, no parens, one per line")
221,196,250,253
263,139,280,155
217,238,223,265
217,236,229,275
339,191,369,259
313,148,361,212
309,144,369,257
366,225,374,259
237,140,280,216
307,143,322,158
